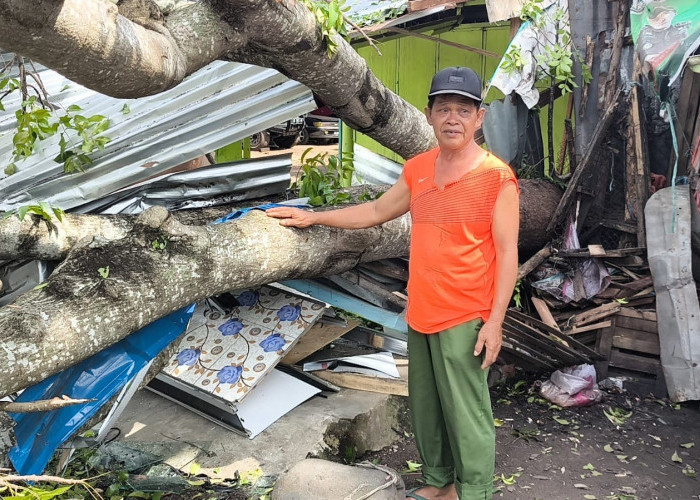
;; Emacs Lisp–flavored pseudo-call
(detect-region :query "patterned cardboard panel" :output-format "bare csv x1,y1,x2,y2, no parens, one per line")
162,285,327,403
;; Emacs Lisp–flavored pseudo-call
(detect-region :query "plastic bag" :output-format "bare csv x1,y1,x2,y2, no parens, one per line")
539,364,603,407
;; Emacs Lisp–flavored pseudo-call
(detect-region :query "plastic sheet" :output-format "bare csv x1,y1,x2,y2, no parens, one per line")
539,364,603,407
9,305,195,475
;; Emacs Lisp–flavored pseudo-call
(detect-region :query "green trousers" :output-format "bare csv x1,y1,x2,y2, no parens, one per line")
408,319,494,499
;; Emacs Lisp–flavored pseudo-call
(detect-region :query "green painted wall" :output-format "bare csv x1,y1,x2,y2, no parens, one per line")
350,22,568,174
216,138,251,163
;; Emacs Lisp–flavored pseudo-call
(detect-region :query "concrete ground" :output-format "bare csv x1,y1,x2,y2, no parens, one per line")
113,387,403,479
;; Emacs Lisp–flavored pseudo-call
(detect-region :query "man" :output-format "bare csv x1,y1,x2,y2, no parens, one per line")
267,66,519,500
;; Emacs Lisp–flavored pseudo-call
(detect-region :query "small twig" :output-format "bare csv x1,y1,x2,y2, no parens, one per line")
0,474,86,485
0,395,94,413
0,54,17,75
27,68,56,111
343,15,382,55
18,56,28,104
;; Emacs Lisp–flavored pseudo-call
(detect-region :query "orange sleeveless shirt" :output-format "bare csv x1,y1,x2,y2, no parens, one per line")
403,148,518,333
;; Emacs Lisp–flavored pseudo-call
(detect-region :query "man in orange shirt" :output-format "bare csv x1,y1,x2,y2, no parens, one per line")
267,67,519,500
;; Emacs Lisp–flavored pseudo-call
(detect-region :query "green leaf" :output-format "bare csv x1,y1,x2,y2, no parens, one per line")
17,205,30,221
493,418,504,427
98,266,110,279
4,163,17,176
553,416,569,425
680,442,695,448
582,463,595,470
671,451,683,463
128,492,151,498
122,103,131,114
189,462,201,475
603,444,614,453
67,104,83,113
405,460,422,472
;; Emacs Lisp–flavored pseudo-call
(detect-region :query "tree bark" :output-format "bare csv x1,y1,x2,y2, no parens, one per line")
0,0,436,160
0,207,411,398
0,180,562,398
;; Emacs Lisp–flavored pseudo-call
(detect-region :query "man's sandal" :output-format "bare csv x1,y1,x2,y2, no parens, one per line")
405,487,430,500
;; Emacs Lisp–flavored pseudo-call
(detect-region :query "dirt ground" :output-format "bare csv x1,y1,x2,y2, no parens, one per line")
361,381,700,500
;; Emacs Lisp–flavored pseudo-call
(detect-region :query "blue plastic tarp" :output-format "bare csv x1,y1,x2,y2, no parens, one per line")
9,304,195,475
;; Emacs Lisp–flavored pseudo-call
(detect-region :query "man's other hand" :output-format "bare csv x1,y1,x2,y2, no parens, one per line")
473,320,502,370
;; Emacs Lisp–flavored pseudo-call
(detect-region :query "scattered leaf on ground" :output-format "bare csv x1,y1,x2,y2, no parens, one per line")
680,442,695,448
604,444,614,453
682,465,696,478
494,418,504,427
671,451,683,463
553,416,570,425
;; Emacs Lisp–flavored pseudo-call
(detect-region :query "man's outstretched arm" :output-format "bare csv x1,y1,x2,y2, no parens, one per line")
266,175,411,229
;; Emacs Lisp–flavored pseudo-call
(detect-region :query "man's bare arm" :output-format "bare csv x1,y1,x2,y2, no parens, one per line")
474,182,519,369
266,175,411,229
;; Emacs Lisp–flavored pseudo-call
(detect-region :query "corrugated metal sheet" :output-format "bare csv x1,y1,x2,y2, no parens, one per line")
0,58,315,211
346,0,408,25
75,154,294,214
354,144,403,185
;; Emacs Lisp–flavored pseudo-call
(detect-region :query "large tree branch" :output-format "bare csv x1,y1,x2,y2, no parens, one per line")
0,0,240,97
223,0,437,158
0,208,411,398
0,214,134,261
0,0,435,159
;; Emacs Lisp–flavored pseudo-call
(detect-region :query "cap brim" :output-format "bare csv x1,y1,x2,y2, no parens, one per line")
428,89,482,102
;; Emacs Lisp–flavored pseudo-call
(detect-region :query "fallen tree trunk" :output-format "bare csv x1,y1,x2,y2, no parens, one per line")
0,208,410,398
0,180,561,262
0,179,562,398
0,0,437,160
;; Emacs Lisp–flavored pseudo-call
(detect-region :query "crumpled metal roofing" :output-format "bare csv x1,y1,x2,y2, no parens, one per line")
0,57,315,212
353,144,403,185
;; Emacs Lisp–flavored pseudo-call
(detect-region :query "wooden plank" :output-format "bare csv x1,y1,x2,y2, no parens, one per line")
570,303,622,327
567,320,612,334
626,54,651,245
612,329,660,355
531,296,560,330
546,90,621,233
408,0,456,12
384,26,499,58
312,364,408,396
614,315,658,334
502,322,580,365
594,320,616,378
282,319,358,365
503,316,590,364
507,309,603,360
616,308,657,322
359,261,409,282
609,349,660,375
517,246,552,280
557,247,645,258
588,244,606,257
669,69,700,180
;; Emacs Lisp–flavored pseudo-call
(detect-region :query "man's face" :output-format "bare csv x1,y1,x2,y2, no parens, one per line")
425,94,485,151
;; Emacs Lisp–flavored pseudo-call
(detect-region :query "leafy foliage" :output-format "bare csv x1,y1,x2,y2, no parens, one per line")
1,60,111,176
300,0,351,57
502,0,591,96
2,201,65,233
292,149,358,206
